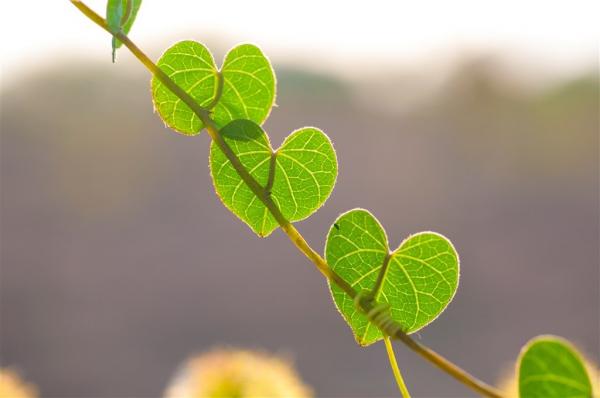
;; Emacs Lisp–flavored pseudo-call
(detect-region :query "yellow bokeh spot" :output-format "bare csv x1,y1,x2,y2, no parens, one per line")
0,369,37,398
164,349,313,398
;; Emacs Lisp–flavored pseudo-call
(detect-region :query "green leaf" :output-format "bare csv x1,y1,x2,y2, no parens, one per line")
106,0,124,34
106,0,143,62
116,0,142,48
210,119,337,237
518,335,593,398
211,44,276,128
325,209,459,346
151,42,275,136
152,41,219,135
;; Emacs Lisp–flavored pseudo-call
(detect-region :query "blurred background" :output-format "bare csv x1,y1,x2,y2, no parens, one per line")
1,1,598,397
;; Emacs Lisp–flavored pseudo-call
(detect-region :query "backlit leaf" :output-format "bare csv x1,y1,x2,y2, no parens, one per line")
152,42,275,135
518,336,593,398
325,209,459,346
152,41,219,135
210,119,337,237
211,44,276,128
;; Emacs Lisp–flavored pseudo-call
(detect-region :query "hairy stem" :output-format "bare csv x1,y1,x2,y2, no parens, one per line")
69,2,503,397
384,336,412,398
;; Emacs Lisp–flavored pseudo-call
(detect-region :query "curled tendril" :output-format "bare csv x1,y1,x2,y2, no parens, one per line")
354,290,403,337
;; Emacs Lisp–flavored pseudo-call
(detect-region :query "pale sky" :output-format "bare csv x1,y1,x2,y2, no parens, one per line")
1,0,598,82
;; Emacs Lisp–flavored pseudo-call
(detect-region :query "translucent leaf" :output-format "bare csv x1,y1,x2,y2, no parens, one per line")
152,41,219,135
325,209,459,346
210,119,337,237
518,336,593,398
152,42,275,135
211,44,276,128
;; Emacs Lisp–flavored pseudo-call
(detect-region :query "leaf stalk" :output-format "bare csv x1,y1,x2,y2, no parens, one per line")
384,336,412,398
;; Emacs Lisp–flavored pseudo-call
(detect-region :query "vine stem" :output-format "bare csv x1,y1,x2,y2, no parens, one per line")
384,336,412,398
68,2,503,397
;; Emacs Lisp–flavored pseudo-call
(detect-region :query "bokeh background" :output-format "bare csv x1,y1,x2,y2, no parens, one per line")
1,1,598,397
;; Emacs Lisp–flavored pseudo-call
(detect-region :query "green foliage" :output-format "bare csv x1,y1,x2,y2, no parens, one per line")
518,336,593,398
106,0,142,61
210,120,337,237
72,4,594,395
152,41,218,134
106,0,124,33
212,44,276,128
117,0,142,46
152,42,275,135
325,209,459,346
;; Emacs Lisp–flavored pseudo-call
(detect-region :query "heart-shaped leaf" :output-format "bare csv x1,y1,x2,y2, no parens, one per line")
151,41,218,135
211,44,276,128
151,41,275,135
210,119,337,237
518,335,593,398
325,209,459,346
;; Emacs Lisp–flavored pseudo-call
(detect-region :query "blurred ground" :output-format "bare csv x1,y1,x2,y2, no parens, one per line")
0,51,598,397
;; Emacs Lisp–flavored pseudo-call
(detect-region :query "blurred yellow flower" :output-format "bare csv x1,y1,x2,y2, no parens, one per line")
0,369,37,398
164,349,313,398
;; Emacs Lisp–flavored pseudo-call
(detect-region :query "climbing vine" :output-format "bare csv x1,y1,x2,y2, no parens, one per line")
67,1,596,397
